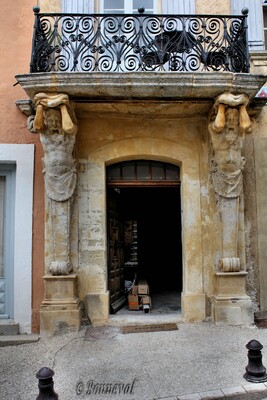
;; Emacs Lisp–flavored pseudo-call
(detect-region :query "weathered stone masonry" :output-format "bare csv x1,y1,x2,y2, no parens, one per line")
17,69,266,333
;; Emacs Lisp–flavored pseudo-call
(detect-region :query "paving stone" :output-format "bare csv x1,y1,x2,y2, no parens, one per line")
177,393,202,400
160,397,178,400
222,386,246,396
244,383,267,392
199,389,224,399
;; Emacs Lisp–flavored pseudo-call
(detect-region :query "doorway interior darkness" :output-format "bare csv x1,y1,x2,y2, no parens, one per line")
107,162,182,314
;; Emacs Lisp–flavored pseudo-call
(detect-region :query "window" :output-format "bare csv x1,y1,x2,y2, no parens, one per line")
162,0,195,14
231,0,264,50
107,160,180,184
101,0,155,14
62,0,94,13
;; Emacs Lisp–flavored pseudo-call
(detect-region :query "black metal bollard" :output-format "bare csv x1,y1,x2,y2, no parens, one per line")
36,367,58,399
244,339,267,383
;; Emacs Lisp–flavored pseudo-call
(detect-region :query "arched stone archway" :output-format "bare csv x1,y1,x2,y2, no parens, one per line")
80,138,205,324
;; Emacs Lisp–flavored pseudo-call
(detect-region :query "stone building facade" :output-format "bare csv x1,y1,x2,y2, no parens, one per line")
1,0,267,333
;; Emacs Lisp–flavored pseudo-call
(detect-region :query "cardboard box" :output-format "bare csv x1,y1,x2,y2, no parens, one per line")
140,295,152,307
140,295,152,313
138,280,149,295
131,285,138,295
128,294,139,311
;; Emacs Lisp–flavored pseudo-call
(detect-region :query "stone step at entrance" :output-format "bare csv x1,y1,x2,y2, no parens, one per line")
0,319,19,335
0,335,39,347
0,320,39,346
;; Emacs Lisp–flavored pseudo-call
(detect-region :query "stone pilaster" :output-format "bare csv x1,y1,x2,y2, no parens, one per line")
29,92,81,333
33,93,77,275
208,92,253,325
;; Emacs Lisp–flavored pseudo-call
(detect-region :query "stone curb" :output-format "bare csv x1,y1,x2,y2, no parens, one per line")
0,334,39,346
176,382,267,399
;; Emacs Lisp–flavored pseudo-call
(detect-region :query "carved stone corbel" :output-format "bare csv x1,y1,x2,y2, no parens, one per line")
208,92,251,272
31,92,78,275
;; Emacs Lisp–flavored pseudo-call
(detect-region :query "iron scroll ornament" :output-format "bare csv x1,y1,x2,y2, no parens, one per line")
30,9,249,73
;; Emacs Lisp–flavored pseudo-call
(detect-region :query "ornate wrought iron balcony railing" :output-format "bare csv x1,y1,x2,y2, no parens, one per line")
30,6,250,73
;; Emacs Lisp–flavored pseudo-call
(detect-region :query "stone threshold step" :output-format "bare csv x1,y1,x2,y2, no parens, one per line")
0,319,19,335
0,334,39,347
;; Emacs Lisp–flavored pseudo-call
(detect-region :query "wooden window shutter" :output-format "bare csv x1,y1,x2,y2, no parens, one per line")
62,0,94,13
162,0,195,14
231,0,264,50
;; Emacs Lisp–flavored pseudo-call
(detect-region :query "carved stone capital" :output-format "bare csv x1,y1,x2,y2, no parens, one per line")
33,93,77,135
212,92,251,133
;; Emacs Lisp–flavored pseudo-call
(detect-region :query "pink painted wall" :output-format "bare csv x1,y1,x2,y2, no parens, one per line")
0,1,44,332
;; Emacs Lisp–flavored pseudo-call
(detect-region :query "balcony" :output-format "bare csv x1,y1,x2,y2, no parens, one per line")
30,6,250,73
16,6,266,112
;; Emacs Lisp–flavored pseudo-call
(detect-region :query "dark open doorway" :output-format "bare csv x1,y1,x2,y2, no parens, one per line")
120,187,182,293
107,161,182,315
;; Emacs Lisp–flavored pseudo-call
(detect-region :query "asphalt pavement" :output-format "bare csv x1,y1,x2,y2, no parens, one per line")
2,320,267,399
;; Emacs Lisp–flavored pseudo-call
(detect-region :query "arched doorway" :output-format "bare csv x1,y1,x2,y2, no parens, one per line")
106,160,182,314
